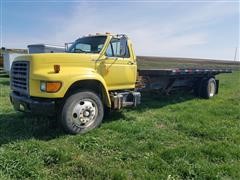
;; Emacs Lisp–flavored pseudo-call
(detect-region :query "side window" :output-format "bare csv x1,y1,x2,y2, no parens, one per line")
111,40,121,57
106,38,130,58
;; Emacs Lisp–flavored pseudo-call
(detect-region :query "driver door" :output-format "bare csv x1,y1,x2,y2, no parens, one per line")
100,37,136,90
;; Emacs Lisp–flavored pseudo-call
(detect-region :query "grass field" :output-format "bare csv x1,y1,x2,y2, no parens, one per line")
0,71,239,179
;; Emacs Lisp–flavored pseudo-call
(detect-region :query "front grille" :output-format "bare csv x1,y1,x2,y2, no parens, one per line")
11,61,29,95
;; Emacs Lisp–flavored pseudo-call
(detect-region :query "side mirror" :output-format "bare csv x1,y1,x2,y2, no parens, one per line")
120,37,127,57
65,42,73,52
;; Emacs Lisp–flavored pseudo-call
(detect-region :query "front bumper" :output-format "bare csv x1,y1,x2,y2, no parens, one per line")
10,92,56,115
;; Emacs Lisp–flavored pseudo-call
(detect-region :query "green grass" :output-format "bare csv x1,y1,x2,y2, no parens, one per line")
0,72,240,179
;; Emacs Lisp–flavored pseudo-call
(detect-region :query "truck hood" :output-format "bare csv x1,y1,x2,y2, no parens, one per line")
14,52,99,64
14,53,100,74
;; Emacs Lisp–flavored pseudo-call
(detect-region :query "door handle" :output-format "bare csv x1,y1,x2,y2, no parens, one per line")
128,61,134,65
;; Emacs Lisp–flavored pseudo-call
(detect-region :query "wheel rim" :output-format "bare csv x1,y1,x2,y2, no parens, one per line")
208,81,215,97
71,98,98,128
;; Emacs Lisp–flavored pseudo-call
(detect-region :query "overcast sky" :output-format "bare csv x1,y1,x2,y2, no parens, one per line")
0,0,239,60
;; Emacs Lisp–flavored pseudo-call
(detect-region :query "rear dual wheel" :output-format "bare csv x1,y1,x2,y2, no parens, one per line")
202,78,217,99
61,91,104,134
194,78,217,99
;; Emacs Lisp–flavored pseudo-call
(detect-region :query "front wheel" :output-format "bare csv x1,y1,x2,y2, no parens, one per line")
61,91,104,134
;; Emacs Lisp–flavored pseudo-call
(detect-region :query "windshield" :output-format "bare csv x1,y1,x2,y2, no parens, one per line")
68,36,107,53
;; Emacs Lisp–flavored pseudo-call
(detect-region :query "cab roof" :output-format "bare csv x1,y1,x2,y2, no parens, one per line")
82,32,127,39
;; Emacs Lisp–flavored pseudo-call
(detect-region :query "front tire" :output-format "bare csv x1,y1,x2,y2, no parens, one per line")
61,91,104,134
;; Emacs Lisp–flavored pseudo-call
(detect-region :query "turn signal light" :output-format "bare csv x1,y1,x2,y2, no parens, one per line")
40,81,62,93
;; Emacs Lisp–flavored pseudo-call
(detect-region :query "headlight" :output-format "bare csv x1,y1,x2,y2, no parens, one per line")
40,81,62,93
40,81,46,91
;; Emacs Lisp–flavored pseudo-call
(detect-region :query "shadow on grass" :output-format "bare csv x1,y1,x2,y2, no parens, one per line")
104,90,195,123
0,90,195,146
136,90,195,111
0,113,65,146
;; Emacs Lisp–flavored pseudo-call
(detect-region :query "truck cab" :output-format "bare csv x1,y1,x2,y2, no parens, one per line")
10,33,141,134
67,34,137,90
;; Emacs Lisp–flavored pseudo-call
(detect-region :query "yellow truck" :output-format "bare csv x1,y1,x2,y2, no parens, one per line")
9,33,231,134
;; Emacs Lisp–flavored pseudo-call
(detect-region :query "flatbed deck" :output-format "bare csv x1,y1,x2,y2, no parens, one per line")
138,68,232,77
137,68,232,93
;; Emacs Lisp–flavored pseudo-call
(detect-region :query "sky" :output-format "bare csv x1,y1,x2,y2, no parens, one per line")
0,0,239,60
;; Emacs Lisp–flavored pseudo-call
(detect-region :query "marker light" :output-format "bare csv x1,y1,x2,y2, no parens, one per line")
40,81,62,93
54,65,60,73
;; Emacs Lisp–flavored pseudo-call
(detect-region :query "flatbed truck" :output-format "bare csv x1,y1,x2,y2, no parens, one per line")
9,33,232,134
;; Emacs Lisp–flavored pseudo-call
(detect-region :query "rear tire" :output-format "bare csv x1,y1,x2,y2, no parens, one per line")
61,91,104,134
200,78,217,99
